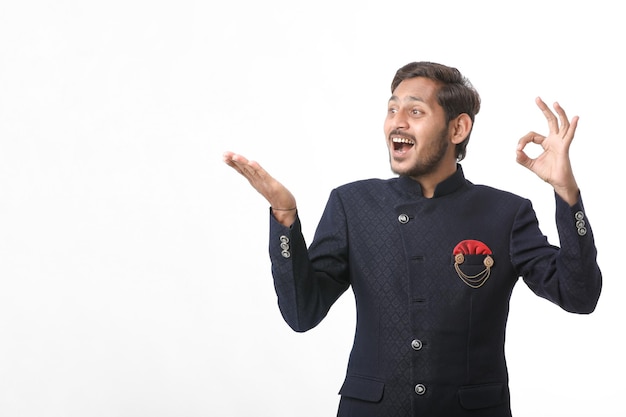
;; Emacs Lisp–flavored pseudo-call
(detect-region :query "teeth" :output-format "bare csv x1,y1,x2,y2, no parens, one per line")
392,137,415,145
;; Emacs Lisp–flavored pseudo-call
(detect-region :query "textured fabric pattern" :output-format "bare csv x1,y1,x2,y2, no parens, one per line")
268,165,602,417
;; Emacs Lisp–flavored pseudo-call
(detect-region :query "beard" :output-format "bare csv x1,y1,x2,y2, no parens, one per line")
390,126,450,178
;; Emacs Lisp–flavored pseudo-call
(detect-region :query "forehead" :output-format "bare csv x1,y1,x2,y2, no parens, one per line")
389,77,441,106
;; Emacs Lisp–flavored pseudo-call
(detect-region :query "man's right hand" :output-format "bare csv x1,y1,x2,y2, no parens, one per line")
223,151,297,226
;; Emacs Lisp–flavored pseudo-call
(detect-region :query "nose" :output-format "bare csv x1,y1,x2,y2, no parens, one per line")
391,110,409,130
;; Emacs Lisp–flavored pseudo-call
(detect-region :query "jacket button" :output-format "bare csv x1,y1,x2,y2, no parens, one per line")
411,339,423,351
574,214,587,236
398,214,410,224
281,250,291,258
414,384,426,395
280,235,290,243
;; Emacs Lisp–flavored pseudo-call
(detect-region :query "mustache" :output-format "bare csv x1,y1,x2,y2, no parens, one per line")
388,130,416,142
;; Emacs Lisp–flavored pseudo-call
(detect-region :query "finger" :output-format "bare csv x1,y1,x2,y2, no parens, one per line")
568,115,579,140
552,102,570,136
515,148,533,170
536,97,559,134
517,131,545,151
516,132,540,170
223,152,246,174
242,160,271,184
222,151,236,166
229,153,250,165
562,112,579,145
223,153,258,181
223,152,248,168
228,154,257,176
247,159,265,173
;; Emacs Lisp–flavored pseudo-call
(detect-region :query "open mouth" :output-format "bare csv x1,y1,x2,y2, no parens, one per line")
392,136,415,154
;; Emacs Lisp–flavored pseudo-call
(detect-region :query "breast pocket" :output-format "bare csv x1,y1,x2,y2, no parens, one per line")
452,253,495,289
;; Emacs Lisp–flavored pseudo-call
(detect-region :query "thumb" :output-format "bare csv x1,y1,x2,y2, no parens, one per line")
515,148,533,170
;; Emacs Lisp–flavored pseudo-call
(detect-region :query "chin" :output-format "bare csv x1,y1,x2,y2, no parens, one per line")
389,155,414,172
389,162,412,177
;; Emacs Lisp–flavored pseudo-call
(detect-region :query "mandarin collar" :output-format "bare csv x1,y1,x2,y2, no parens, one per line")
397,164,467,198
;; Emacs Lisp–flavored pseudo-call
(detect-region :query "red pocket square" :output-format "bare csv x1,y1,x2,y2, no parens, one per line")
453,239,492,255
452,240,494,288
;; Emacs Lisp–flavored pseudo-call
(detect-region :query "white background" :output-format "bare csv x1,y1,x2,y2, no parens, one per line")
0,1,623,416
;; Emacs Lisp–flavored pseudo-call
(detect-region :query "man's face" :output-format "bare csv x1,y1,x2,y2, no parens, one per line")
384,77,453,178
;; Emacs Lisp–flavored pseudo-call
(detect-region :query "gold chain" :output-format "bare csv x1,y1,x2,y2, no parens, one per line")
454,254,493,288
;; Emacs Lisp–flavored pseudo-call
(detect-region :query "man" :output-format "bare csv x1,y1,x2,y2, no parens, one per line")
222,61,602,416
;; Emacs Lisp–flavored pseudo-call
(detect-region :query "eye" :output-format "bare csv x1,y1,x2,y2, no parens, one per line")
388,107,398,114
410,108,422,116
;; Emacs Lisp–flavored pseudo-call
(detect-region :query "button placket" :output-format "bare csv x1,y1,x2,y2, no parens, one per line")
399,208,427,399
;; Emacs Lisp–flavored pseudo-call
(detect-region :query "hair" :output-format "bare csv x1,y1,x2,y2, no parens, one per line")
391,62,481,161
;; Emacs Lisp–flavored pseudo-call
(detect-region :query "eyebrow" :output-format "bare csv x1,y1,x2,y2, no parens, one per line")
388,95,425,103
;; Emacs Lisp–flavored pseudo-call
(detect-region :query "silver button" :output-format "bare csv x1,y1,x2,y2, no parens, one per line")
576,220,585,229
281,250,291,258
280,242,290,250
411,339,423,351
414,384,426,395
575,211,585,221
577,227,587,236
280,235,290,243
398,214,410,224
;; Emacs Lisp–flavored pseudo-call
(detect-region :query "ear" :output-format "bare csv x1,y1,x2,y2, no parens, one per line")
450,114,472,145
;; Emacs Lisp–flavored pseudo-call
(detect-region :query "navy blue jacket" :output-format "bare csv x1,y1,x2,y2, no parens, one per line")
268,165,602,417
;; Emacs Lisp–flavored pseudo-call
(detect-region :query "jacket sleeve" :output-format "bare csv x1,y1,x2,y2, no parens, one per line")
268,190,351,332
512,192,602,313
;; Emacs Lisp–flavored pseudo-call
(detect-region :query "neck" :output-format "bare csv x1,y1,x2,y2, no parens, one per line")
410,161,458,198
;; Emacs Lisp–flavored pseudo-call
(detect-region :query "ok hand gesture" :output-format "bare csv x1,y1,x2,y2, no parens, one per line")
516,97,580,205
